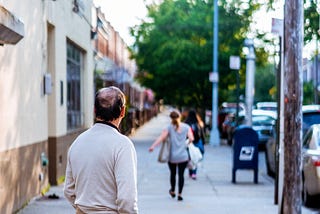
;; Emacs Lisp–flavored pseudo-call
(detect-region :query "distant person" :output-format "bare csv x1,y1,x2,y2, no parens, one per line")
222,113,236,135
64,86,138,214
184,109,206,179
149,110,194,201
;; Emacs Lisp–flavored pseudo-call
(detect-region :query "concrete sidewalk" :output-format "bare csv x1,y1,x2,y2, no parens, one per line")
18,108,319,214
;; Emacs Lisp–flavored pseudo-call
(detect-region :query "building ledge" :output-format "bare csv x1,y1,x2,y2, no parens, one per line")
0,5,24,45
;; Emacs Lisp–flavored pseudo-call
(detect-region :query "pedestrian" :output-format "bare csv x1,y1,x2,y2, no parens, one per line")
64,86,138,214
148,110,194,201
184,109,206,180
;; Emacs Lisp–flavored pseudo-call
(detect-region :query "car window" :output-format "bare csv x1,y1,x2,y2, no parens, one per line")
317,131,320,147
252,115,275,126
220,106,244,113
302,113,320,135
259,107,277,111
303,129,312,149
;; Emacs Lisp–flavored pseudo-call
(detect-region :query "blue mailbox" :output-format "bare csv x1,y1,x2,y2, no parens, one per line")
232,125,259,184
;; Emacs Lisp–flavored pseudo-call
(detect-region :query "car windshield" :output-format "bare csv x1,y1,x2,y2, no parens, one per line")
302,112,320,136
259,107,277,111
252,115,275,126
220,106,244,113
303,113,320,127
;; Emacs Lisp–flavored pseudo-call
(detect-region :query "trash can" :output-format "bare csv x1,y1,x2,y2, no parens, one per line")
232,125,259,184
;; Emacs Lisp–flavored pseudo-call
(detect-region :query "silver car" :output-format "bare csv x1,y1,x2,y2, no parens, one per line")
302,124,320,206
252,109,276,145
265,105,320,178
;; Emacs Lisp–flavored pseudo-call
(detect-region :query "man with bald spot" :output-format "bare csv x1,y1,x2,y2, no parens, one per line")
64,86,138,214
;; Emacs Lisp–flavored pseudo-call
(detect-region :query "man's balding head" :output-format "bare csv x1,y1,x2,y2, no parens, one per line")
95,86,126,122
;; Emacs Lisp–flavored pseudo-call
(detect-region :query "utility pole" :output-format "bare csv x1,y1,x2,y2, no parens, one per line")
281,0,303,213
209,0,220,146
315,0,320,104
244,39,255,126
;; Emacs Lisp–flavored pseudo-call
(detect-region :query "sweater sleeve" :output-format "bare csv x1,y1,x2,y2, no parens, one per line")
114,139,139,214
63,150,76,208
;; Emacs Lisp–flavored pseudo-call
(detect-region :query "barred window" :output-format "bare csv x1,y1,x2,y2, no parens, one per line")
67,42,83,130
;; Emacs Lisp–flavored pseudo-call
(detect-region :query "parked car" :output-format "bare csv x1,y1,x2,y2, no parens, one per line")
225,109,276,146
218,102,246,139
265,126,277,177
251,109,277,146
265,105,320,177
302,105,320,136
256,102,277,112
302,124,320,206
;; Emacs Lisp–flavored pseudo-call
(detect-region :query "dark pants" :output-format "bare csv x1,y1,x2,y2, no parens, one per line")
168,161,188,194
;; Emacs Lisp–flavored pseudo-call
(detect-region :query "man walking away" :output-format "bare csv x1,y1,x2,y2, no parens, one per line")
64,86,138,214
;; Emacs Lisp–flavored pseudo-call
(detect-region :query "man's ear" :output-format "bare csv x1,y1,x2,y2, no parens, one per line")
120,106,126,118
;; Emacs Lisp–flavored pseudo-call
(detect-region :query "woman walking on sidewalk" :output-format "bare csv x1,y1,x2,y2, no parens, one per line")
149,110,194,201
184,109,206,180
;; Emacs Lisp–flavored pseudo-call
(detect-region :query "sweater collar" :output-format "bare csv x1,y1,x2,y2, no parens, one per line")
95,120,120,132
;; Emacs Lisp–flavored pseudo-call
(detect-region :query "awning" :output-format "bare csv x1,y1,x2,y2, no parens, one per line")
0,5,24,45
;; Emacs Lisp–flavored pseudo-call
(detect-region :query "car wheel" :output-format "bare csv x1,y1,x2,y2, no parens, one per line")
302,175,312,207
265,150,275,178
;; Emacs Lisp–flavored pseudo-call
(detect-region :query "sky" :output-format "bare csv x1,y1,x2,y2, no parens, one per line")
93,0,148,46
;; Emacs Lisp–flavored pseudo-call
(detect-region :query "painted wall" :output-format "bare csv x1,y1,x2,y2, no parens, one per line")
0,0,94,212
0,0,94,151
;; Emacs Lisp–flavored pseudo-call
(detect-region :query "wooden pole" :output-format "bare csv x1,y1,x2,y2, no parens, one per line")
281,0,303,213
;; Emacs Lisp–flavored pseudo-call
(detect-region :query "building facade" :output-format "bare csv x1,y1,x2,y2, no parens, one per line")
92,7,157,135
0,0,94,213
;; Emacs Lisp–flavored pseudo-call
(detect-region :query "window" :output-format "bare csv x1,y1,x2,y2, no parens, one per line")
67,42,82,130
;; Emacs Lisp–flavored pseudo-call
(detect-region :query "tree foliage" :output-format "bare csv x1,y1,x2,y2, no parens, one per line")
130,0,267,109
255,64,276,102
304,0,320,44
303,80,315,104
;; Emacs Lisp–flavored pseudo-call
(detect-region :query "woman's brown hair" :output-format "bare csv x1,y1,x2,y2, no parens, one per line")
170,110,180,131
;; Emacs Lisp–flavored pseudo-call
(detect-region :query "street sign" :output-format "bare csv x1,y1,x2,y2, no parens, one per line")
229,56,240,70
271,18,283,36
209,72,219,83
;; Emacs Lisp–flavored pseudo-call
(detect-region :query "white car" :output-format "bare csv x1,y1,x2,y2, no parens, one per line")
302,124,320,206
256,102,277,112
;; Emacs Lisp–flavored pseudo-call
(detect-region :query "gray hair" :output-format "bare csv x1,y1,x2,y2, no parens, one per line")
94,86,126,121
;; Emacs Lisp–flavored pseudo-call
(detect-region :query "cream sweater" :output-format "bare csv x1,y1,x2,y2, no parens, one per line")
64,123,138,213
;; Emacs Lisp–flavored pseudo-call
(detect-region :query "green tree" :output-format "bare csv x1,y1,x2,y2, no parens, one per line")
304,0,319,44
303,0,320,104
254,64,276,102
130,0,265,109
303,80,315,104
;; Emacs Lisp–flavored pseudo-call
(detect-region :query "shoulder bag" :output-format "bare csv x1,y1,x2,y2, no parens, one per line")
158,138,170,163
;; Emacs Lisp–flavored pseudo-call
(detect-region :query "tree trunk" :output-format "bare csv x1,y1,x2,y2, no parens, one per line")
281,0,303,213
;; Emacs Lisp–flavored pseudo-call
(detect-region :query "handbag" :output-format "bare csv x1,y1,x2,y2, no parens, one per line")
188,142,203,169
158,138,170,163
